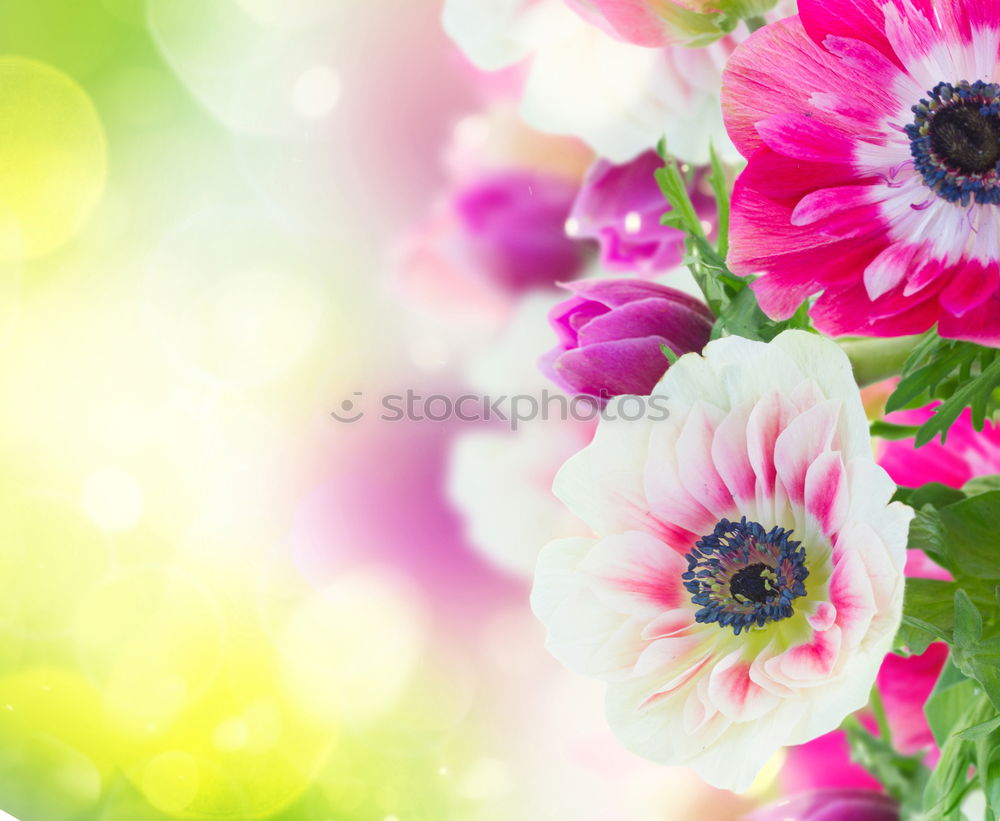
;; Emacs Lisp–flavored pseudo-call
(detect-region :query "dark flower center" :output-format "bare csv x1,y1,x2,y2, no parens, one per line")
907,80,1000,206
729,563,773,604
683,517,808,636
930,103,1000,174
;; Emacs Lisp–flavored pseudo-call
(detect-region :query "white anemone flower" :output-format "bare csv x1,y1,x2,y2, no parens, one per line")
530,331,911,791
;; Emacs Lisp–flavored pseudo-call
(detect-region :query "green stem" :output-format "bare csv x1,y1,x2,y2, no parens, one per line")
870,686,892,747
838,335,924,388
744,15,767,32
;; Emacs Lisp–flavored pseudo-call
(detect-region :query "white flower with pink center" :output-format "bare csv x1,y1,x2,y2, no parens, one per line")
530,331,912,791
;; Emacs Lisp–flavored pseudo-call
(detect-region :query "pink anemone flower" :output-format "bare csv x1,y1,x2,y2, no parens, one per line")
530,331,911,791
722,0,1000,346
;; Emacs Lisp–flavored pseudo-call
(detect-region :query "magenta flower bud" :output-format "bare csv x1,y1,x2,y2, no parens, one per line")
453,170,587,294
750,790,900,821
540,278,714,398
569,151,716,277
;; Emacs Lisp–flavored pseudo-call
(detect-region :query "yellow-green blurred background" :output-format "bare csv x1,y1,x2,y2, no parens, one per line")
0,2,765,819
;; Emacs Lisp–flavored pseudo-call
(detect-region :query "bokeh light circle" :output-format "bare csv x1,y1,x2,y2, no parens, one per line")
0,57,106,260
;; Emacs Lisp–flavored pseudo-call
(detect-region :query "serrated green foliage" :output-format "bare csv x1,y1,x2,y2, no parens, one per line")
894,486,1000,819
885,331,1000,446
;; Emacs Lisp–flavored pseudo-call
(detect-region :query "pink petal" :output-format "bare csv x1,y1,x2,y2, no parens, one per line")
767,625,843,685
746,391,795,500
773,400,842,505
807,601,837,632
810,280,943,337
939,259,1000,318
756,113,857,163
938,288,1000,346
581,530,690,617
798,0,907,69
829,548,877,649
645,421,720,538
864,242,919,300
722,17,878,159
791,186,878,228
707,649,780,722
711,401,757,506
935,0,1000,42
881,0,939,63
804,450,849,537
675,402,734,520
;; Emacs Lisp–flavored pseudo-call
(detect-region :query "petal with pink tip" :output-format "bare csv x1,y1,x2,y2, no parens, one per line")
645,417,720,538
864,242,919,300
580,530,689,618
675,401,735,520
773,399,842,505
711,401,757,505
798,0,912,68
939,259,1000,318
829,549,878,649
723,18,870,158
804,450,849,537
707,649,780,722
767,625,843,686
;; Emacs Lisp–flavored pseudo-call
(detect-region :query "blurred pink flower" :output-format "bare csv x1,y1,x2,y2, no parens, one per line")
569,151,716,277
396,169,588,320
879,406,1000,491
540,278,714,398
750,790,899,821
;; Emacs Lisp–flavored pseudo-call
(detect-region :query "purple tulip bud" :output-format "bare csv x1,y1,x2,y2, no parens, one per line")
749,790,900,821
453,170,587,294
568,151,717,277
540,278,714,398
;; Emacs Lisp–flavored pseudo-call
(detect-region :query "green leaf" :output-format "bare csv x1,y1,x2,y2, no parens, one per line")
897,614,950,656
870,420,923,441
885,335,1000,445
707,142,730,261
962,475,1000,497
954,589,984,648
660,343,679,366
905,508,954,574
893,483,967,510
936,491,1000,579
916,356,1000,446
955,714,1000,740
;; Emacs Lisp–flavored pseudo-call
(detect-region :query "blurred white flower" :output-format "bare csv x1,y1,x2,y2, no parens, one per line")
443,0,742,165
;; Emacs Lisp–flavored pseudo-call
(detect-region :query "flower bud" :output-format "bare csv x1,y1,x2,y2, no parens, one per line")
540,278,714,398
750,790,900,821
569,151,716,277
